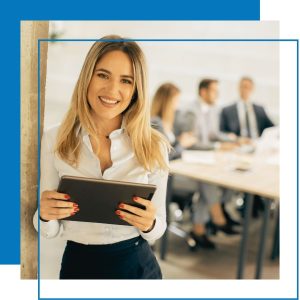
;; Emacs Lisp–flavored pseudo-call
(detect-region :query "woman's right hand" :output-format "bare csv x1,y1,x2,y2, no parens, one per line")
40,191,79,221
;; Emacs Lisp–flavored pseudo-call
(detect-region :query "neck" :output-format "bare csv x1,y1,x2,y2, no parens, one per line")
200,97,212,106
92,113,122,137
162,112,174,132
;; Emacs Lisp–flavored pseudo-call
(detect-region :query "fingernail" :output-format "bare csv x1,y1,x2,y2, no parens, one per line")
65,195,70,199
115,210,121,215
74,208,80,212
119,215,124,219
71,212,75,216
119,203,124,209
133,196,138,201
73,203,78,207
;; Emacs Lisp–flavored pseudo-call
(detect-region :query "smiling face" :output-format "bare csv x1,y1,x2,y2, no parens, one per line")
87,50,135,124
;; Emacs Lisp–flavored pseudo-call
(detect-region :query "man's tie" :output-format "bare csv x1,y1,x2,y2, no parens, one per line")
244,103,251,138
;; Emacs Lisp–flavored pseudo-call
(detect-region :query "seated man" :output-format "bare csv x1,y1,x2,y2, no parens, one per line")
220,76,274,139
220,76,275,218
174,79,240,250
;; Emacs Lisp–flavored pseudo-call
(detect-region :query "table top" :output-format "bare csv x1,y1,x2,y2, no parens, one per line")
169,151,279,200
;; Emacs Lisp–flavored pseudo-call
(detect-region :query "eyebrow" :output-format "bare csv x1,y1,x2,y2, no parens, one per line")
95,68,134,80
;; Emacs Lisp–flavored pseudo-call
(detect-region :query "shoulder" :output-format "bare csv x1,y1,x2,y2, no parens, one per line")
179,108,197,120
41,124,61,149
151,116,163,129
187,100,200,113
252,103,264,111
222,103,236,112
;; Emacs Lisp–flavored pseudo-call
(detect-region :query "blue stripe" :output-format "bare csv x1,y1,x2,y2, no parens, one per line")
0,15,20,265
17,0,260,20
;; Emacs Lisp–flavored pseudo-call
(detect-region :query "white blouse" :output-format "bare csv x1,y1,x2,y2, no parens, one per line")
33,123,169,245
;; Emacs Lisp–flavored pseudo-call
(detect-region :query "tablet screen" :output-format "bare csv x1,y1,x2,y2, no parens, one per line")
57,175,157,226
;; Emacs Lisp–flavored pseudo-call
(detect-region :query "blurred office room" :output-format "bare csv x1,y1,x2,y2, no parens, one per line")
40,21,279,279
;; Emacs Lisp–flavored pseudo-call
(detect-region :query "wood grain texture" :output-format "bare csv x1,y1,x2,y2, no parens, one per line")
21,21,49,279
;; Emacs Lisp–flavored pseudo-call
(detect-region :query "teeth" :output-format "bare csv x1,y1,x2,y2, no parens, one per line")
99,96,118,104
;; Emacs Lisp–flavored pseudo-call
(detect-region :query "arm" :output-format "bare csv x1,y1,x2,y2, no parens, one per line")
151,116,183,160
261,107,274,129
188,141,215,151
169,140,183,160
115,145,169,242
139,160,169,242
219,108,228,133
33,130,63,239
174,110,197,137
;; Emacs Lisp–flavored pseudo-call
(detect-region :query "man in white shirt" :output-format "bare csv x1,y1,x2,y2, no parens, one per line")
173,79,239,250
175,79,235,150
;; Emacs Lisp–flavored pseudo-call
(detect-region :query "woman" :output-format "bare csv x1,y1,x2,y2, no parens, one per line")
33,35,170,279
151,83,197,159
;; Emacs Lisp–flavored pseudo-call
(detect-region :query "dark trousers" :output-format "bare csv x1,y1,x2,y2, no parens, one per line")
59,236,162,279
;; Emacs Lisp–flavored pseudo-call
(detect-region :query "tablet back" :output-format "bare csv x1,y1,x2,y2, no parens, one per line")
57,175,156,226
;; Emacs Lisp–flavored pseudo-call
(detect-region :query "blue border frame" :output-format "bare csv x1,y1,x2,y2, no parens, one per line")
37,38,299,300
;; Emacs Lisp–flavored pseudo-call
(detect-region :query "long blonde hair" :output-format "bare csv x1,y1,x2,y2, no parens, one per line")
55,35,170,171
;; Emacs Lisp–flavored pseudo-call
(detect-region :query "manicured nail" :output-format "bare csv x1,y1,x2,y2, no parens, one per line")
71,212,75,216
119,203,124,209
73,203,78,207
115,210,121,215
74,208,80,212
119,215,124,219
65,195,70,199
133,196,138,201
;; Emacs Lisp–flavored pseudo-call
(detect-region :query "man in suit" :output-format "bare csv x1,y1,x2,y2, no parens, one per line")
220,77,274,138
220,77,274,218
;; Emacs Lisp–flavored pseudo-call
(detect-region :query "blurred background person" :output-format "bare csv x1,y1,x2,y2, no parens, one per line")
151,83,197,160
155,81,240,251
220,77,275,218
175,79,237,150
220,77,274,142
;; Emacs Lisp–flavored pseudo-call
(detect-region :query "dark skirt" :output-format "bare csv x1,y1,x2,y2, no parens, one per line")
59,236,162,279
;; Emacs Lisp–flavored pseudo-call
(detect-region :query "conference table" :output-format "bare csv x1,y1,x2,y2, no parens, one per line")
160,150,279,279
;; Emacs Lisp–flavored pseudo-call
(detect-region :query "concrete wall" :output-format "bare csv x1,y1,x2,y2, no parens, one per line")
21,21,49,279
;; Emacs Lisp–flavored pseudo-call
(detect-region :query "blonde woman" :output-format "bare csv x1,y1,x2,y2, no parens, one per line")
33,35,170,279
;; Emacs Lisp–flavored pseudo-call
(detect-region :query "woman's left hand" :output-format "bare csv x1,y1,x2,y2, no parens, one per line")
115,197,156,232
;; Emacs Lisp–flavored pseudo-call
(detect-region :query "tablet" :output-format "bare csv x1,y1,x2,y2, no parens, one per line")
57,175,157,226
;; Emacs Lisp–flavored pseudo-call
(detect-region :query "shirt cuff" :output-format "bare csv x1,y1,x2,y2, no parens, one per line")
33,210,61,239
139,217,166,242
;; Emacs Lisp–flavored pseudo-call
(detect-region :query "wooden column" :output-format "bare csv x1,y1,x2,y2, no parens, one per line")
21,21,49,279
